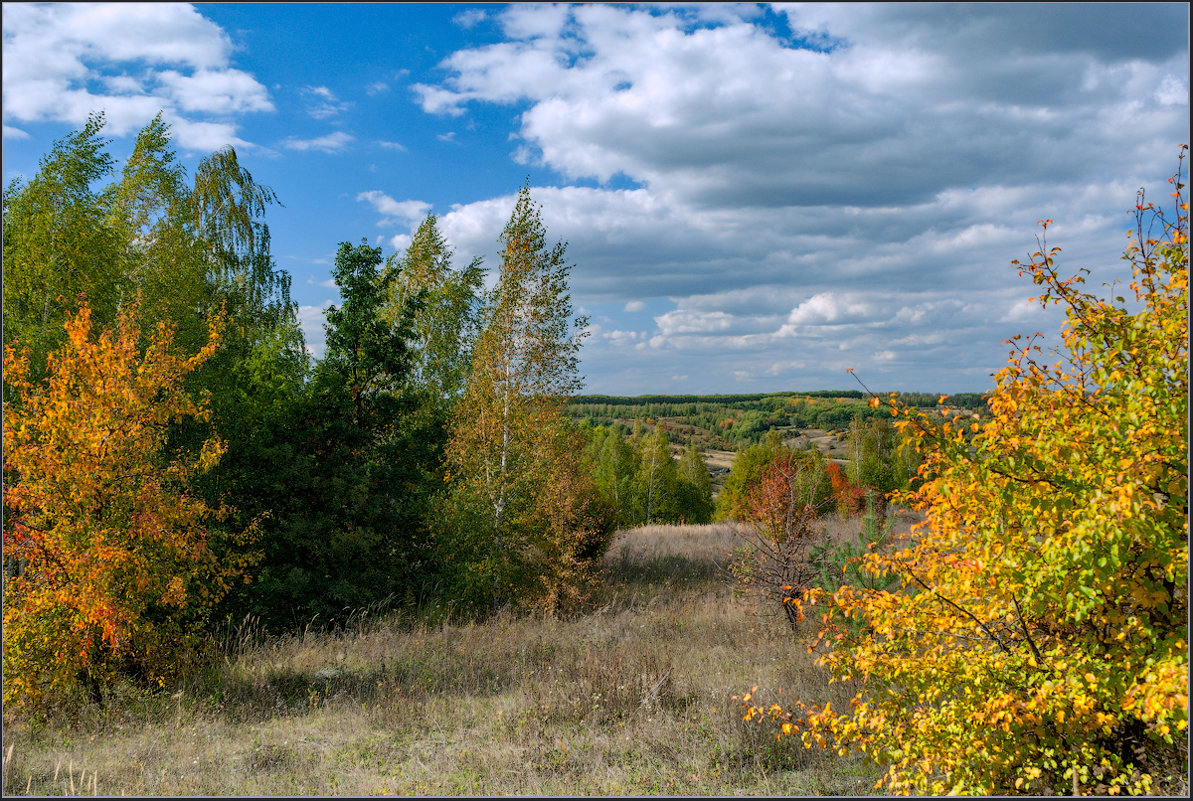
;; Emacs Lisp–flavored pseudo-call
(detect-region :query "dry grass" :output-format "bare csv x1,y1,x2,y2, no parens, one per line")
2,523,882,797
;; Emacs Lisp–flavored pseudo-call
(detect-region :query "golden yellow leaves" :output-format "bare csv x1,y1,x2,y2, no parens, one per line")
739,150,1189,795
3,296,231,708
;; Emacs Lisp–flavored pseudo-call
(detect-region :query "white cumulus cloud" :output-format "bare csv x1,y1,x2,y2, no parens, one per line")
1,2,273,150
410,3,1186,393
356,191,432,227
281,131,354,153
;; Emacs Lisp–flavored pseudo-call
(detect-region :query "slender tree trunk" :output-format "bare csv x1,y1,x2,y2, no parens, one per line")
77,666,104,707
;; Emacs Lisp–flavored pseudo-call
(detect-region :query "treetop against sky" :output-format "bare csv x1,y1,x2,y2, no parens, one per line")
3,2,1188,393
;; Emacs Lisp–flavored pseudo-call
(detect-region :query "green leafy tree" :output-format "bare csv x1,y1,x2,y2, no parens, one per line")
105,114,208,355
384,214,484,408
584,425,637,528
234,241,432,628
319,241,412,423
186,137,301,399
677,442,715,524
437,187,610,616
3,113,125,371
628,426,683,525
844,416,913,512
3,112,300,379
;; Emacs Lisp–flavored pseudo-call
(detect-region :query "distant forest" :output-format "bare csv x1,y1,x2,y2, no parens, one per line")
567,390,989,450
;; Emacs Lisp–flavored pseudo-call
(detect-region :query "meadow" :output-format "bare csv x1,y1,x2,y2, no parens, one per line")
2,521,892,797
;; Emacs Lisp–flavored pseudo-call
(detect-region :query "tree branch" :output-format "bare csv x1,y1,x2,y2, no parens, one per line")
905,567,1012,655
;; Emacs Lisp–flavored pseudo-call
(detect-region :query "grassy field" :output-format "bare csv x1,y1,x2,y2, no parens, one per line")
2,521,888,797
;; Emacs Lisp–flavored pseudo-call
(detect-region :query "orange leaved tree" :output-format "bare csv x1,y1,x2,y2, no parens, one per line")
3,297,240,709
746,150,1189,794
732,450,833,631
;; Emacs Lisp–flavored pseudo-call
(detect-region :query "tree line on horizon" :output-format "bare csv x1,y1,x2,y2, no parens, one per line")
568,392,989,451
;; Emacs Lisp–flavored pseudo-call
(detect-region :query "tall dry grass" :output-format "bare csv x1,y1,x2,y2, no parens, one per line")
2,521,883,796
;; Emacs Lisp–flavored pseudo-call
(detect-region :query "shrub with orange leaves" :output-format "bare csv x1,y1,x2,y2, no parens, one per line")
731,449,833,631
3,297,248,709
744,149,1189,794
826,462,866,517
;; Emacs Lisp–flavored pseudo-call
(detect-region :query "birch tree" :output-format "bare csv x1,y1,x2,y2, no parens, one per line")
383,214,484,407
438,187,609,615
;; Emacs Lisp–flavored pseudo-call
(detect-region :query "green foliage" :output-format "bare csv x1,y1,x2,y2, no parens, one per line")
3,113,125,371
843,415,919,506
320,241,412,422
2,112,300,384
718,433,834,526
583,424,637,528
677,442,715,525
628,426,683,525
383,214,484,408
437,186,609,617
581,423,714,527
811,491,899,597
716,432,784,521
573,390,863,406
231,242,432,630
715,434,782,522
568,391,917,451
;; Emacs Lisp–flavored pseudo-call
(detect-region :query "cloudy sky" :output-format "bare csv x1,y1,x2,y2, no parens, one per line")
3,3,1188,394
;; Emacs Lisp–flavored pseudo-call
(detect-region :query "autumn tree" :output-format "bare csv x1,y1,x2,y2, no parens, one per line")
732,449,834,631
2,299,242,708
3,115,306,631
437,186,611,616
715,430,786,521
745,152,1189,795
826,462,866,517
717,431,832,522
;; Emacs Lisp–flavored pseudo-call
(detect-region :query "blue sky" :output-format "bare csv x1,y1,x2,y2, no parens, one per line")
3,3,1189,395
